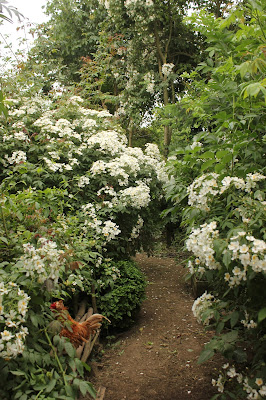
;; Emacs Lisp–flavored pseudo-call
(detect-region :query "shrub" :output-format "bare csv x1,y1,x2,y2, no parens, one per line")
97,259,147,330
0,92,166,399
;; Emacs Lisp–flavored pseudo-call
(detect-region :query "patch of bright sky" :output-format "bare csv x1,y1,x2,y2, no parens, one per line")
0,0,48,70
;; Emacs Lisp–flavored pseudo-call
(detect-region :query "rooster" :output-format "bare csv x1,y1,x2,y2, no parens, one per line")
50,300,110,348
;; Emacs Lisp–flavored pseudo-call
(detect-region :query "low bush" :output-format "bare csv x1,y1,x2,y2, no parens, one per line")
97,259,147,330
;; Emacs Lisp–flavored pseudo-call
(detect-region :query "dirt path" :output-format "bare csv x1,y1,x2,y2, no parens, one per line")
88,253,220,400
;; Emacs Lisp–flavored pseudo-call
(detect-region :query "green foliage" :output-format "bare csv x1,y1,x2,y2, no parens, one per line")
164,1,266,398
97,260,147,330
77,0,202,149
26,0,107,85
0,0,23,23
0,90,166,398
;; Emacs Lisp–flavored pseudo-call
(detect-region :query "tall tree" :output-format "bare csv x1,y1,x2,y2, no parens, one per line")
79,0,202,152
26,0,107,85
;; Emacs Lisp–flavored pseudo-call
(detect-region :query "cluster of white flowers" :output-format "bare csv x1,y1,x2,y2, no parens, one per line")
220,176,246,193
187,173,219,211
240,311,257,329
188,173,266,211
4,150,27,165
0,282,30,360
144,72,155,94
125,0,137,7
245,173,266,192
101,0,110,10
55,119,74,138
43,157,73,172
212,364,266,399
82,118,97,130
129,215,144,240
9,109,26,117
118,181,151,209
211,373,225,393
33,114,56,132
244,377,266,400
90,143,153,186
81,203,121,242
8,97,51,120
19,238,65,284
84,216,103,235
86,130,127,155
224,231,266,287
12,121,25,130
91,159,129,185
162,63,175,76
82,202,97,218
79,107,112,118
192,291,219,325
145,143,161,160
186,221,221,271
190,141,203,150
102,220,121,241
3,131,29,142
67,95,84,106
97,185,118,204
77,175,90,188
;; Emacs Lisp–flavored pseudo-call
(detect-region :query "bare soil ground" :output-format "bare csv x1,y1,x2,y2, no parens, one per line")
87,253,221,400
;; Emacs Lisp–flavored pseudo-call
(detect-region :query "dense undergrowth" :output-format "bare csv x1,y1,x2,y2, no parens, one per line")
164,3,266,399
0,94,165,399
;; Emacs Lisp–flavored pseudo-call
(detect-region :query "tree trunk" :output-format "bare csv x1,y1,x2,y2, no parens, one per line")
128,118,134,147
163,125,172,159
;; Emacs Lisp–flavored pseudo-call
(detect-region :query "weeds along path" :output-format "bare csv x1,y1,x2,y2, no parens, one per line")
88,253,220,400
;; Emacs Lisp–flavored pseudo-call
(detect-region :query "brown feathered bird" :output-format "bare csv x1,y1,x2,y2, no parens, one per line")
50,300,110,348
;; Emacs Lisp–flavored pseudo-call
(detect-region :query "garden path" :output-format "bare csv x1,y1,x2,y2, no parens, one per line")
86,253,221,400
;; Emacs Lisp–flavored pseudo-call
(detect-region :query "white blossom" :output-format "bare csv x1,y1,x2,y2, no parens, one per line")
162,63,175,76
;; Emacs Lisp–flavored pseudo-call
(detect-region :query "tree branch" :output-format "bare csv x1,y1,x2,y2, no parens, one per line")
153,21,166,65
165,2,173,58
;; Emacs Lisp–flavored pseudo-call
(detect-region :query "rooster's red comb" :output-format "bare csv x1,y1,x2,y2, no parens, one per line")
50,302,57,309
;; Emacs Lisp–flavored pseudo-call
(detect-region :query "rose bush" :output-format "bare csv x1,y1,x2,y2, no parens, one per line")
0,92,167,399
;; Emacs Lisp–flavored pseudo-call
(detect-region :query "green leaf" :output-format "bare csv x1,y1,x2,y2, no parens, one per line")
222,251,232,268
258,308,266,323
0,236,8,244
79,381,90,396
30,314,39,327
222,330,238,343
230,311,239,328
239,61,251,78
64,342,75,358
75,359,84,376
197,349,215,364
242,82,266,99
53,335,61,346
199,151,215,159
46,379,57,393
81,361,91,372
233,349,247,363
201,159,216,172
10,370,26,376
216,322,224,334
213,239,227,258
215,163,226,173
216,150,231,159
66,385,75,397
